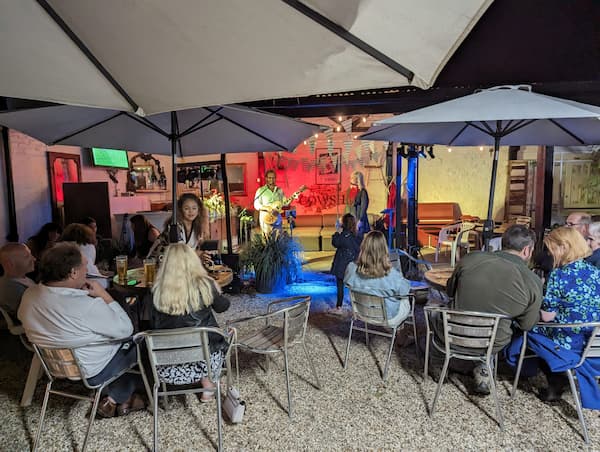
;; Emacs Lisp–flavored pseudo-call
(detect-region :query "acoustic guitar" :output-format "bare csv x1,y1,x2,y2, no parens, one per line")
262,185,307,225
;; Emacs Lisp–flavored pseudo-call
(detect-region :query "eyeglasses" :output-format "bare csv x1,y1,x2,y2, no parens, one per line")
587,237,597,242
566,222,582,227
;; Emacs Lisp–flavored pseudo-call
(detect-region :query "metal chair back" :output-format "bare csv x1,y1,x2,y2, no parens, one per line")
0,305,33,351
350,292,389,326
424,306,508,430
510,322,600,444
135,326,233,452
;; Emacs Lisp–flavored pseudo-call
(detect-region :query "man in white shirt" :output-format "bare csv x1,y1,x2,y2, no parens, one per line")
18,242,143,418
0,243,36,319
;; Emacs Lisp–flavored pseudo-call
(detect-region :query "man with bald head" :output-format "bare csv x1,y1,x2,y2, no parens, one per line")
0,243,36,318
566,211,592,238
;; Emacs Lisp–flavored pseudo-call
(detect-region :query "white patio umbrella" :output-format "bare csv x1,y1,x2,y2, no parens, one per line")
0,103,321,246
0,0,491,114
361,85,600,245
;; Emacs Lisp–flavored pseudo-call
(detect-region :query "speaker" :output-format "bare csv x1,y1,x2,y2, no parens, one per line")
63,182,112,238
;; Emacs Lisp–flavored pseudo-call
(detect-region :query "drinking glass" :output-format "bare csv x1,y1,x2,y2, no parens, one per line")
143,258,156,287
116,255,128,284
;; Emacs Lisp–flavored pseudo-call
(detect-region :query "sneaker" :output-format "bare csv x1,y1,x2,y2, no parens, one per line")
327,306,344,316
473,364,491,395
538,387,563,402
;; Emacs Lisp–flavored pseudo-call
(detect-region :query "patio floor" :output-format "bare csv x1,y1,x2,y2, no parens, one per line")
0,252,597,450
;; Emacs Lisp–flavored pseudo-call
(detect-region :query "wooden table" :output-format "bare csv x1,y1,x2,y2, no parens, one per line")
424,265,454,291
112,265,233,289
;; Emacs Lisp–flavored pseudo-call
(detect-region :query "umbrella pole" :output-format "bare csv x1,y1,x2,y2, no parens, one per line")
168,112,179,243
220,153,234,255
483,132,501,250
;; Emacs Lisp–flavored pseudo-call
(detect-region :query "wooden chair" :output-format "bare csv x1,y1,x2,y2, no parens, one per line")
510,323,600,444
228,296,319,419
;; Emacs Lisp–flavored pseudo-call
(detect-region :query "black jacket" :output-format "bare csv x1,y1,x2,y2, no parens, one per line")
150,286,230,353
330,230,361,279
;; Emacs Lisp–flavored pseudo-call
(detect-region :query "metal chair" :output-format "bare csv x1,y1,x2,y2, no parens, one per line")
423,306,509,430
0,306,44,407
228,296,319,419
510,323,600,444
32,339,136,452
135,326,235,452
345,291,416,381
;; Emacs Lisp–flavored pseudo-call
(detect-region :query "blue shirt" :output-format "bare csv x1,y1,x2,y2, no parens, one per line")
534,259,600,351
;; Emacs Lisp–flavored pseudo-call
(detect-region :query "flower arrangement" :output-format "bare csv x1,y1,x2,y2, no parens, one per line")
203,189,225,220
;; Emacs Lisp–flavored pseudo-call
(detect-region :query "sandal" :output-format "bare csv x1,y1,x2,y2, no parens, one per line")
199,392,215,403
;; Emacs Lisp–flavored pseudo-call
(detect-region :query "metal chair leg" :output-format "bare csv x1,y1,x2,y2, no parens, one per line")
82,389,103,452
511,333,528,398
567,369,590,444
302,342,321,389
430,356,450,417
383,327,398,381
283,348,292,419
423,331,431,382
344,319,354,370
153,384,160,452
215,380,223,452
32,381,52,452
364,322,369,346
487,361,504,431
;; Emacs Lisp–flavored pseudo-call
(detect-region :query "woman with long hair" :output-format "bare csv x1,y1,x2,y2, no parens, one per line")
151,244,230,399
129,214,160,259
330,213,361,312
26,222,62,261
349,171,370,237
533,226,600,401
344,230,410,322
60,223,103,276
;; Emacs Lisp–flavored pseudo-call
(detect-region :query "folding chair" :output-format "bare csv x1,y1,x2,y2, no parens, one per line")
32,339,136,452
135,326,235,452
511,323,600,444
345,291,416,381
228,296,319,419
423,306,509,430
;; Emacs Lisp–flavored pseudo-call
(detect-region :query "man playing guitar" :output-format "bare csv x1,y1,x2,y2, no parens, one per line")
254,170,305,236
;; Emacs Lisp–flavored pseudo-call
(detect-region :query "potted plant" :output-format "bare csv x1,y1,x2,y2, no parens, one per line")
240,232,303,293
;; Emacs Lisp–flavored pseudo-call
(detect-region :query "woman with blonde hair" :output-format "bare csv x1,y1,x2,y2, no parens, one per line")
344,231,410,322
150,244,230,400
349,170,370,237
586,221,600,268
533,226,600,401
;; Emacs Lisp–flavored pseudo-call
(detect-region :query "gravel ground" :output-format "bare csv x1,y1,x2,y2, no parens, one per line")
0,264,598,451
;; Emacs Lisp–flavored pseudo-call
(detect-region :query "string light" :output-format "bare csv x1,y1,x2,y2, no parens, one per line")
353,135,358,139
314,133,319,138
479,146,484,151
303,140,307,145
362,117,367,123
335,126,341,132
338,115,343,121
447,147,452,152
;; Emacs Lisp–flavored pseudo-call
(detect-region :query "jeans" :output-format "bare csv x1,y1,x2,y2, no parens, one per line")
87,342,141,404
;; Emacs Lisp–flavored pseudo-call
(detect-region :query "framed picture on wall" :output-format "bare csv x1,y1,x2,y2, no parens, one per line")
316,148,341,184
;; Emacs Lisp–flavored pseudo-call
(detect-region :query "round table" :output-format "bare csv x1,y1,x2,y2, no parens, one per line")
112,265,233,289
423,265,454,291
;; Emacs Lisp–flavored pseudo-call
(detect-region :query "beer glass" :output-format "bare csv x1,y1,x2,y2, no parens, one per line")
143,258,156,287
116,255,128,284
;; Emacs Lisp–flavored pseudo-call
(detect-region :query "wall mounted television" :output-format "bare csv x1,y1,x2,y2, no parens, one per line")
90,147,129,169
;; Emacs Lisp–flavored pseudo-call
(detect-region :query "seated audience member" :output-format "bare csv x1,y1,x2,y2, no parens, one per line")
26,222,62,261
344,230,411,323
586,221,600,268
565,211,592,238
129,214,160,259
530,227,600,401
60,223,109,278
0,243,36,318
18,242,144,417
441,225,543,394
150,244,230,400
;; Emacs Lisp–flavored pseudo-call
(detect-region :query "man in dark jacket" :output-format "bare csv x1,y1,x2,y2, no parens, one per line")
437,225,543,393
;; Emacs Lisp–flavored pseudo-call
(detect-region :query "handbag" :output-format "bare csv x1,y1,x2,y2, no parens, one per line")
222,386,245,423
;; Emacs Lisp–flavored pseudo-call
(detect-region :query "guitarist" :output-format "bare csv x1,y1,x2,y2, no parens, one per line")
254,170,302,236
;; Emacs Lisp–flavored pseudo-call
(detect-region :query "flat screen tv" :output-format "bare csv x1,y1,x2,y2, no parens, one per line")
91,147,129,169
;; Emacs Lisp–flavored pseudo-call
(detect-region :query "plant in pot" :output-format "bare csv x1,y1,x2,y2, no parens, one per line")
240,232,303,293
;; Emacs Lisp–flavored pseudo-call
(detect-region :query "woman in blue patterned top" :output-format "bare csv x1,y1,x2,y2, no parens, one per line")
537,226,600,353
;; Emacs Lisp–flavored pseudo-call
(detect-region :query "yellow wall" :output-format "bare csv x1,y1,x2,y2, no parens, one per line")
417,145,509,221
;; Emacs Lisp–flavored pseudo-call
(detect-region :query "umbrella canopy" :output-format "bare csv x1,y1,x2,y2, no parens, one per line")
0,104,319,155
0,0,491,115
361,85,600,245
0,103,321,247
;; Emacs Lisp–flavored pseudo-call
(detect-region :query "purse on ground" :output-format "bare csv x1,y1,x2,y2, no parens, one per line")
223,387,245,423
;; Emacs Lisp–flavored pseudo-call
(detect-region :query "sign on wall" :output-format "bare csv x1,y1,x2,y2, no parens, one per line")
316,148,341,184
